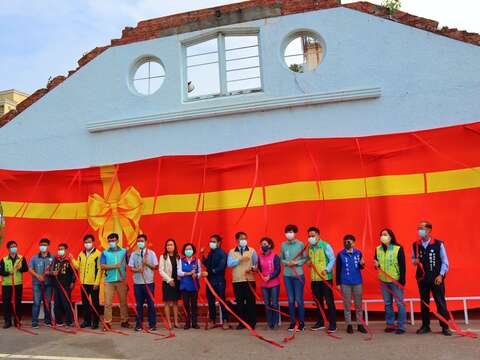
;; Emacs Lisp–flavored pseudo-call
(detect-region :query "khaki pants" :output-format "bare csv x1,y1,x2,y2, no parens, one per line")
104,281,128,324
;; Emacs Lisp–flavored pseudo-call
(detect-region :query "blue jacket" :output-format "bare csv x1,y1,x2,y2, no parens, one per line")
202,248,227,283
178,257,201,292
335,249,363,286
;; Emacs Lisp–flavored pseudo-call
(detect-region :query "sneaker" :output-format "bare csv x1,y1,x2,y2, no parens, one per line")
347,324,353,334
80,322,91,328
45,323,52,327
384,325,396,333
298,322,305,331
65,323,73,328
3,323,12,329
32,323,39,329
327,325,337,333
287,323,296,332
311,322,325,331
135,326,143,332
91,323,99,330
395,328,406,335
120,322,130,329
149,326,157,331
357,324,367,334
442,328,452,336
416,326,431,334
56,323,64,327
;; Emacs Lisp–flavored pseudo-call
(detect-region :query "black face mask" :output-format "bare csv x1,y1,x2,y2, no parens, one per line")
344,242,352,250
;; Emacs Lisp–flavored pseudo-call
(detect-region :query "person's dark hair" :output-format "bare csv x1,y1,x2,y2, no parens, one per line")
235,231,247,240
182,242,196,256
39,238,50,245
307,226,320,234
343,234,356,242
421,221,432,230
284,224,298,233
6,240,17,249
83,234,94,242
137,234,147,241
260,237,274,250
107,233,119,240
210,234,222,243
163,238,179,259
380,228,398,245
59,243,68,250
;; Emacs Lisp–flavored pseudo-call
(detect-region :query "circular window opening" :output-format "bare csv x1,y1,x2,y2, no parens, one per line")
132,58,165,95
284,32,324,73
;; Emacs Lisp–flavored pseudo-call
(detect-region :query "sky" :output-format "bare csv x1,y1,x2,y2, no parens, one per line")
1,0,479,95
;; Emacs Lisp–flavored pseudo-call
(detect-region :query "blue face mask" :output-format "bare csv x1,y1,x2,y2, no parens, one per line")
209,242,217,250
185,249,194,257
108,241,117,249
261,245,270,253
39,245,48,253
418,229,427,238
10,247,17,254
137,242,145,249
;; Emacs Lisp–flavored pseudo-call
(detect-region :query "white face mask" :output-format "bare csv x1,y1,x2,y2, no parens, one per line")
308,236,317,245
380,235,391,245
84,243,93,250
239,239,248,248
285,232,295,241
58,249,65,257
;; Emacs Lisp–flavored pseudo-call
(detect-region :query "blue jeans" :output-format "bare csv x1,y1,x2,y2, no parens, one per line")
134,283,156,328
380,281,406,330
261,285,280,328
283,275,305,324
32,283,53,326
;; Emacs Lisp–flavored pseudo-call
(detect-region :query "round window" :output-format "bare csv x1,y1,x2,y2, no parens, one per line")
284,32,324,73
131,57,165,95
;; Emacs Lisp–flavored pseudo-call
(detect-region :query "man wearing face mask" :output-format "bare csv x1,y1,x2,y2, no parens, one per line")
0,240,29,328
128,234,158,331
306,226,336,333
374,228,406,334
72,234,101,329
29,238,55,328
412,221,452,336
335,235,366,334
227,231,258,330
201,234,230,330
52,243,75,327
280,224,307,332
100,233,129,330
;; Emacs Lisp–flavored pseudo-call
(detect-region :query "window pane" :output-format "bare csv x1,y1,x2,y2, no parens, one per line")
227,67,260,82
187,38,218,56
284,33,323,72
134,62,149,80
187,52,218,67
226,46,258,61
226,56,259,71
149,77,164,94
187,62,220,98
227,78,261,92
133,79,149,95
149,61,165,77
225,35,258,50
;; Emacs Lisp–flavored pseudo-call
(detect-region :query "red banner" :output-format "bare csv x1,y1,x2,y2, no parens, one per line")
1,121,479,310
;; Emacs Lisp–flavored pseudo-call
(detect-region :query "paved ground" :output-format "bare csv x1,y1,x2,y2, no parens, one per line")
0,321,479,360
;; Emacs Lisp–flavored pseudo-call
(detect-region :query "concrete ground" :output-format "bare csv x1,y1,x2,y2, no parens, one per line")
0,321,479,360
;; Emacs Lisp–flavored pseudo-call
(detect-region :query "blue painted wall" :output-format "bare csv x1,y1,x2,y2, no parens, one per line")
1,7,479,170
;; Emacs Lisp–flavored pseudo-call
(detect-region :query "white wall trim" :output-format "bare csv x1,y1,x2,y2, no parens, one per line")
86,87,381,133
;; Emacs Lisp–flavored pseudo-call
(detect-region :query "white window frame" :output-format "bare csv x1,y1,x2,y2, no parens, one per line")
182,29,263,101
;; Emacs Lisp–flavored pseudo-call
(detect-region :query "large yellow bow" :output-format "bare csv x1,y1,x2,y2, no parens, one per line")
87,184,143,249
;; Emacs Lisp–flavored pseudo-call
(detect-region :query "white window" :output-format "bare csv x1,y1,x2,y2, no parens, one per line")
284,32,324,73
185,33,262,100
132,57,166,95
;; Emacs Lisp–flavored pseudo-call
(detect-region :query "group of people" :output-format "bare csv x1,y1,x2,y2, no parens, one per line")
0,220,453,336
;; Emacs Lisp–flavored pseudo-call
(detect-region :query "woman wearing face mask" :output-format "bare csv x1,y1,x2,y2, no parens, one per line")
374,228,407,334
201,234,230,330
159,238,181,329
280,224,307,332
178,243,201,329
257,237,281,329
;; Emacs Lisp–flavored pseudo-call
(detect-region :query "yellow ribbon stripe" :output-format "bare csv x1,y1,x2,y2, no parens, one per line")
2,167,480,219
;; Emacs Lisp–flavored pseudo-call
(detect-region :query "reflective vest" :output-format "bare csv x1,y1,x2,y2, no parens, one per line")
309,241,333,281
2,255,23,286
376,245,400,282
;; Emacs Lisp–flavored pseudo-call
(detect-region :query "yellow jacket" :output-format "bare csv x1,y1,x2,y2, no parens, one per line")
74,248,102,286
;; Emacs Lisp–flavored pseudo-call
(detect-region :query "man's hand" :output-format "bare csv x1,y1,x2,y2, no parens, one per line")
169,280,175,287
115,263,121,269
320,270,327,278
240,256,249,262
200,248,205,255
435,275,443,285
37,274,45,282
337,285,341,291
202,271,208,278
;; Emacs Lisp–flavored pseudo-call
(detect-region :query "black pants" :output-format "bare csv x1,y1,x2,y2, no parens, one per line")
182,291,198,326
418,280,449,329
53,286,73,325
312,280,336,327
81,284,100,326
2,285,22,325
233,281,256,327
206,279,228,322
